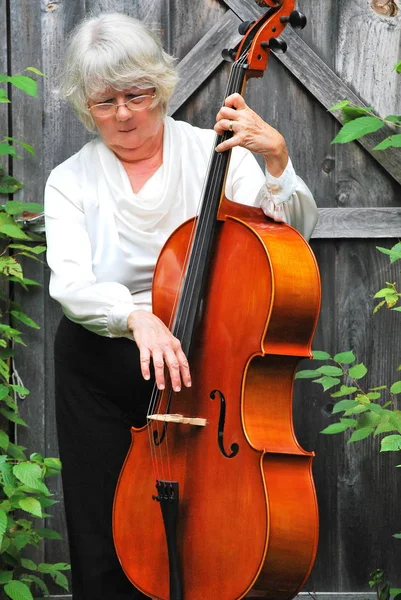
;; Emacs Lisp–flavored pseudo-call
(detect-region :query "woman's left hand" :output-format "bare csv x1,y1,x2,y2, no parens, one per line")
214,93,288,178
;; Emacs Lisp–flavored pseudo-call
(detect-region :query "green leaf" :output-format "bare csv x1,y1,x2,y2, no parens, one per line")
20,559,36,571
313,376,341,391
11,312,40,330
369,403,385,414
20,574,49,596
8,75,37,97
0,143,18,157
0,462,18,487
332,400,360,414
0,173,23,194
366,392,382,400
0,509,7,535
332,116,384,144
0,256,24,279
34,527,62,540
54,570,70,591
0,571,13,584
341,105,375,123
7,443,27,461
0,224,30,240
295,369,321,379
3,139,35,156
0,89,10,103
13,462,43,489
329,100,351,111
386,115,401,125
373,300,386,314
0,384,9,400
25,67,45,77
13,533,31,551
392,534,401,539
376,244,401,263
375,421,397,436
381,434,401,452
333,351,356,364
316,365,343,376
312,350,331,360
9,244,46,255
321,418,358,434
390,381,401,394
4,201,43,215
348,427,374,443
373,134,401,150
43,457,61,470
0,430,10,450
18,497,42,518
8,276,41,288
394,61,401,73
348,363,368,380
0,408,27,426
331,385,358,398
9,384,29,396
4,579,34,600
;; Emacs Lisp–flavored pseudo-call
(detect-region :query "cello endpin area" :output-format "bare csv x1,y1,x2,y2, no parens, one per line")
147,413,207,427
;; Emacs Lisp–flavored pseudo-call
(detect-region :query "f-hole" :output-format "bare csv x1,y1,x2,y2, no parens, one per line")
210,389,239,458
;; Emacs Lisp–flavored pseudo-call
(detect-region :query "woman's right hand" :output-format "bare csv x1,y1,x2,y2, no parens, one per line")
127,310,191,392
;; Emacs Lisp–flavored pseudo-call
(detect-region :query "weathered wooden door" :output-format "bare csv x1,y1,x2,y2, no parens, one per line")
2,0,401,597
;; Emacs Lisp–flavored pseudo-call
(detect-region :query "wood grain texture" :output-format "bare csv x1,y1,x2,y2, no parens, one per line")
168,10,242,116
0,0,8,174
224,0,401,187
313,207,401,238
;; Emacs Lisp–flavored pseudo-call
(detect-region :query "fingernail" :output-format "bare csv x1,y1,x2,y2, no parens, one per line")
159,384,165,390
187,381,192,387
174,386,181,392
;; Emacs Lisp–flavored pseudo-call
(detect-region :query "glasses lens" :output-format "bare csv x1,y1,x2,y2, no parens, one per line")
90,103,114,117
126,95,154,111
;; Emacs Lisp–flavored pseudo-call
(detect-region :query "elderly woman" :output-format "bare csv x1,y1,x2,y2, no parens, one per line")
44,11,317,600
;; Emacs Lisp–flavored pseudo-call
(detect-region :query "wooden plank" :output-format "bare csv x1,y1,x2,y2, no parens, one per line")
222,0,401,187
278,27,401,187
9,0,47,571
312,208,401,238
0,0,9,173
168,10,242,115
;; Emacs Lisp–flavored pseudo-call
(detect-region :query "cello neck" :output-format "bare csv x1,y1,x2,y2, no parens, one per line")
171,60,247,356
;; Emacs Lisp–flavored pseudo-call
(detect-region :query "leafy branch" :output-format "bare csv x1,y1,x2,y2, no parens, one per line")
0,68,70,599
329,62,401,150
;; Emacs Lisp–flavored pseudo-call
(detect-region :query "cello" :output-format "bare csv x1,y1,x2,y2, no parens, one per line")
113,1,321,598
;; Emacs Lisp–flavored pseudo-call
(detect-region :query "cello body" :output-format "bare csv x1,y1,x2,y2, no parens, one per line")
113,199,321,599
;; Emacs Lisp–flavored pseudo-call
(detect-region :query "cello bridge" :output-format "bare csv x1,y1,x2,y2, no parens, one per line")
147,413,207,427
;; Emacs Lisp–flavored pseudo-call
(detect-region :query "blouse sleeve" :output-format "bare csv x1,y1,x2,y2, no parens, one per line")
45,169,137,338
226,148,318,241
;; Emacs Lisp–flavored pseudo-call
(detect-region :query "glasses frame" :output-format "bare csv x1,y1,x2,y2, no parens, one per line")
88,93,156,118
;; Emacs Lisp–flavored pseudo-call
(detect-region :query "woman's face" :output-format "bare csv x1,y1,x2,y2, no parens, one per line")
87,87,164,161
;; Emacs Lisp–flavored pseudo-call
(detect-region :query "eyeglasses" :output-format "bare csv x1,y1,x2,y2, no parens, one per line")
88,93,156,118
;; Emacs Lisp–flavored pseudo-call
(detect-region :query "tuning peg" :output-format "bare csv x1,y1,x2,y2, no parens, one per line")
280,10,307,29
261,37,288,53
221,48,237,62
238,20,255,35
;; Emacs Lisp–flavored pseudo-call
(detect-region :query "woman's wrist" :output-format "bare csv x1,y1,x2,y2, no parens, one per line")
263,140,289,178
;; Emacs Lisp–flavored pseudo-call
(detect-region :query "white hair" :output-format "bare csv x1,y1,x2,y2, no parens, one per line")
60,13,179,130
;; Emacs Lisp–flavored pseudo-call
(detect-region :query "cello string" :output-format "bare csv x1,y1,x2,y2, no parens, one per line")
145,50,249,484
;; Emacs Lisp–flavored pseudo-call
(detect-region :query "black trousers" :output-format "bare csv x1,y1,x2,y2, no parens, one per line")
54,316,153,600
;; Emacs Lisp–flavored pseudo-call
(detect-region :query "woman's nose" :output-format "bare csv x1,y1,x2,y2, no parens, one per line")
115,103,132,121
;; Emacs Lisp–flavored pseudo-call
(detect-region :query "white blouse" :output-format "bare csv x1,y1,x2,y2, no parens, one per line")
44,116,318,338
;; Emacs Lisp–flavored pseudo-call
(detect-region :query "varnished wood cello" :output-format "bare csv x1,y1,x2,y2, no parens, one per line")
113,1,321,598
